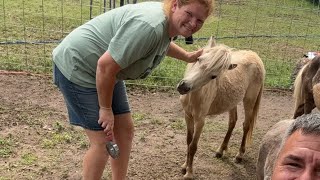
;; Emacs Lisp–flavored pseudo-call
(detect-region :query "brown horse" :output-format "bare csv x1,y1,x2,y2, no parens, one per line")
177,37,266,179
256,119,293,180
290,56,310,89
293,56,320,118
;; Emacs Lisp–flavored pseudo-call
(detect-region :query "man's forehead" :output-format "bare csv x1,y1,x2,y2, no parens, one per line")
282,130,320,155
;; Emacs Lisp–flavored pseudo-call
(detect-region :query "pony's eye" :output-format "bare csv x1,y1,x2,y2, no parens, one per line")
211,75,217,79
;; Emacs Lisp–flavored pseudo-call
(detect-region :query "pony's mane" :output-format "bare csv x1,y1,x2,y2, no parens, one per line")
202,44,232,73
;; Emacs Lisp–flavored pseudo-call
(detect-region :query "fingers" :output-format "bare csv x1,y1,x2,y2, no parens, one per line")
103,124,113,133
189,49,203,63
197,48,203,55
98,121,113,132
98,120,110,129
104,130,113,141
97,110,114,140
97,119,114,140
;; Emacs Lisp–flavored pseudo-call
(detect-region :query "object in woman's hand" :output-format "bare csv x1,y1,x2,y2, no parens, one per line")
106,141,119,159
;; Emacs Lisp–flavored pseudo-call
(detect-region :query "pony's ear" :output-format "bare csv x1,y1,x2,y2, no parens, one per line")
228,64,237,70
208,36,216,47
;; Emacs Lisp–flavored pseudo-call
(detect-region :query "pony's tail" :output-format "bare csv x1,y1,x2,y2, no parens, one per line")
313,83,320,111
293,65,307,114
246,83,264,146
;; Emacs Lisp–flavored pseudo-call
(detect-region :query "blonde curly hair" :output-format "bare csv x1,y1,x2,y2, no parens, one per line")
163,0,214,18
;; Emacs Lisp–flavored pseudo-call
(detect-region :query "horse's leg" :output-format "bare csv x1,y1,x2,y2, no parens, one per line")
183,116,205,180
293,103,305,119
304,92,316,114
215,107,237,158
236,95,258,163
181,113,194,175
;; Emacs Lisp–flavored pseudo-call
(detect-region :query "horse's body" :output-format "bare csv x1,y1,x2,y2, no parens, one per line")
290,57,310,88
177,37,265,179
256,119,293,180
293,56,320,118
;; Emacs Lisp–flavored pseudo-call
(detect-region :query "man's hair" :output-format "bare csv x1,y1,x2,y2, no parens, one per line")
285,113,320,138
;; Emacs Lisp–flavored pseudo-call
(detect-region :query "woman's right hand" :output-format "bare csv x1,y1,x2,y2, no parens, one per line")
96,51,121,141
98,108,114,141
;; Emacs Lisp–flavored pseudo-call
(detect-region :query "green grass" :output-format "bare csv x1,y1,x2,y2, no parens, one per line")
169,118,186,131
0,137,14,158
21,153,38,165
1,0,320,89
41,122,86,149
41,132,72,149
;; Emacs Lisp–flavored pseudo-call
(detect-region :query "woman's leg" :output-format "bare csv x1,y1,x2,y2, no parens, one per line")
111,112,134,180
83,130,109,180
54,65,134,179
83,112,134,180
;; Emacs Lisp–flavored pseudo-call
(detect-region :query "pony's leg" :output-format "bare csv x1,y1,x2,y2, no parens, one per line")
183,116,205,180
293,103,305,119
215,108,237,158
236,101,255,163
181,113,194,175
294,84,307,118
304,92,316,114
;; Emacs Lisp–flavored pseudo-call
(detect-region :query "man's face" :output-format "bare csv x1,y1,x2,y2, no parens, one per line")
272,130,320,180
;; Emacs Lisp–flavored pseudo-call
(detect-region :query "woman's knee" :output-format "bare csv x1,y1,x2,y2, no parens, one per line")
114,113,134,140
85,129,107,145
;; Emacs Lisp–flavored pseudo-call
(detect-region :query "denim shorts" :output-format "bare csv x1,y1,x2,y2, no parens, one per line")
53,64,130,131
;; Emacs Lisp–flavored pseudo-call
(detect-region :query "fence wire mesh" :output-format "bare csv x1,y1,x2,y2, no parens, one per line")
0,0,320,89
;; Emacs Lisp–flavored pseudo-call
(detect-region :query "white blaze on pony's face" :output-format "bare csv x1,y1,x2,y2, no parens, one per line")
177,37,234,94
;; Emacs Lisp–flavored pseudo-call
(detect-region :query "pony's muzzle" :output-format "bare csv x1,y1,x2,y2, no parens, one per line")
177,80,191,95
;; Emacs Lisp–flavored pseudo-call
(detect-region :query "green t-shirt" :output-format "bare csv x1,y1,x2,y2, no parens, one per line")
52,2,171,88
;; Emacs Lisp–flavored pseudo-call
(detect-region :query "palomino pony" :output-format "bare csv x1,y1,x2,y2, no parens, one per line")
293,56,320,118
177,37,265,179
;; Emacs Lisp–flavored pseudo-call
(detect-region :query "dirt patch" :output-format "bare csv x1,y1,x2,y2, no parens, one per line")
0,74,295,180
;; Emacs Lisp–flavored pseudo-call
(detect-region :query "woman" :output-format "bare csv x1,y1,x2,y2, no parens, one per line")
52,0,214,179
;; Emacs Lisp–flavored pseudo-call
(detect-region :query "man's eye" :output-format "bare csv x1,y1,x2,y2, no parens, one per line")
285,162,303,170
288,163,301,167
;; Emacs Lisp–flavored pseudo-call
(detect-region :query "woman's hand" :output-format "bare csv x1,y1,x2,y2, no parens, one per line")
96,51,121,141
167,42,203,63
186,49,203,63
98,108,114,141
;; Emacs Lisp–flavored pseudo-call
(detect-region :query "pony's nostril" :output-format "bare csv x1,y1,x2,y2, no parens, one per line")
177,81,190,94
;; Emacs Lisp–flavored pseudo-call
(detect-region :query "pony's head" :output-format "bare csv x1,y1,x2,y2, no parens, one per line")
177,36,236,94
